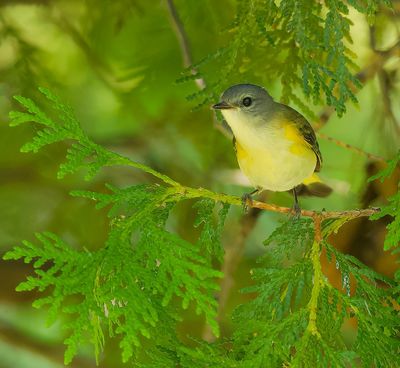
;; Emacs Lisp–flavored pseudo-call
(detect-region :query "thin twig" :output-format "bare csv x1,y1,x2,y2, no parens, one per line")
245,199,380,221
109,152,382,221
182,187,380,221
317,132,386,163
165,0,232,138
165,0,206,89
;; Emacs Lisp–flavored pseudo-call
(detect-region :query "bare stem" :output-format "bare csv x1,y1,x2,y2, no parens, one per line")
181,186,380,220
317,132,386,163
165,0,206,89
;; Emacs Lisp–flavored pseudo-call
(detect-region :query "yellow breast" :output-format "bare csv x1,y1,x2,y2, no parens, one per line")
225,110,316,191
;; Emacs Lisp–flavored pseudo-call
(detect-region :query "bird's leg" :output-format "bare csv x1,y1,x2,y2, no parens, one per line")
241,188,260,212
291,187,301,218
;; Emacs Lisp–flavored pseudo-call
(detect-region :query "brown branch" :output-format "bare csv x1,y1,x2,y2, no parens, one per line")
185,188,381,221
193,188,380,341
165,0,206,89
165,0,232,138
313,215,322,243
241,197,380,221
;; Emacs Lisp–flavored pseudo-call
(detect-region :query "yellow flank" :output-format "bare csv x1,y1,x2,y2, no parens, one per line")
283,123,314,158
302,173,322,185
235,140,259,181
235,140,248,162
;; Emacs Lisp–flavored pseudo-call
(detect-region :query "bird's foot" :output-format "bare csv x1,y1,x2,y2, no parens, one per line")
290,202,301,220
241,192,253,213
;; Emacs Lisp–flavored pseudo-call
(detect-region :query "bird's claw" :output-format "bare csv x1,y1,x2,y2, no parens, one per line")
241,193,253,213
290,202,301,220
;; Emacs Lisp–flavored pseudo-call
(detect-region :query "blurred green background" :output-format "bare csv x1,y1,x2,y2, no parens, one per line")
0,1,399,367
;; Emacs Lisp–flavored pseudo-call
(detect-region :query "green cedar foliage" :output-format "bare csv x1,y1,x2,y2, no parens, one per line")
4,88,229,364
369,150,400,311
179,0,391,116
4,88,400,366
230,218,398,368
369,152,400,251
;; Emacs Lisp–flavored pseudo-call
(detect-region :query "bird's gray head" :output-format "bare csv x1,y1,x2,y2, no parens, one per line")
212,84,274,117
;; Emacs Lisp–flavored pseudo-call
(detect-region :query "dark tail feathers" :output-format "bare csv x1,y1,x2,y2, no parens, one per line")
295,182,333,197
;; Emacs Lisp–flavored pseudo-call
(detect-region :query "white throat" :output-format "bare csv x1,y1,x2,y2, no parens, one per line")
221,109,281,149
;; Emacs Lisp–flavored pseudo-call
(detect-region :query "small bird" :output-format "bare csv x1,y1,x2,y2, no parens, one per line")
212,83,331,214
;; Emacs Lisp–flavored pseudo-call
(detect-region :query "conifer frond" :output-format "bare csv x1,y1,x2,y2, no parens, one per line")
231,216,399,367
232,219,314,366
9,88,179,185
4,189,226,363
371,190,400,251
193,199,230,261
369,151,400,250
5,90,234,362
263,217,314,264
136,337,234,367
324,242,399,367
179,0,390,116
5,89,399,365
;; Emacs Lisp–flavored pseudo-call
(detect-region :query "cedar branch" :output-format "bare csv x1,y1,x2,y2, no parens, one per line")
181,186,380,220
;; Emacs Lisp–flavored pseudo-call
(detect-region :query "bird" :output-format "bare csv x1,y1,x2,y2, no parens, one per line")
212,83,331,214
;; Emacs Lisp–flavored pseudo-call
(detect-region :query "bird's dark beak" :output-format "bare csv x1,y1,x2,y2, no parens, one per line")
212,101,234,110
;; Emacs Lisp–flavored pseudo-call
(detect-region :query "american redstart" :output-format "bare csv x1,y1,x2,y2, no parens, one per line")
212,83,331,212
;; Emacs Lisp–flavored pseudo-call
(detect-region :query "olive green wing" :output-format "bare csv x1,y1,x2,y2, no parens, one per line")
280,105,323,172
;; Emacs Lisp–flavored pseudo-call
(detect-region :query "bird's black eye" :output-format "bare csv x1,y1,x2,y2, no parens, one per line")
242,97,252,107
